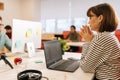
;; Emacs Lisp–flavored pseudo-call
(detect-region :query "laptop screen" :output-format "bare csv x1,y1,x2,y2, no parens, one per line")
44,40,63,67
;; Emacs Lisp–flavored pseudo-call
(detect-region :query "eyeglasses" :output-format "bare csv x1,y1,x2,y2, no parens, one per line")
0,24,4,26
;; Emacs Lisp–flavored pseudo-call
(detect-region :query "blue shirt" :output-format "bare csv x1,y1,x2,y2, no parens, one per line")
0,31,11,51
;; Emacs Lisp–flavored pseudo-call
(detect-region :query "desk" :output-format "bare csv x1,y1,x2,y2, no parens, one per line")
0,50,94,80
67,42,85,47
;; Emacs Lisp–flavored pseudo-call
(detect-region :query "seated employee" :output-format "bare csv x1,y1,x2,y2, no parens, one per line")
80,3,120,80
0,16,11,53
4,25,12,39
65,25,80,52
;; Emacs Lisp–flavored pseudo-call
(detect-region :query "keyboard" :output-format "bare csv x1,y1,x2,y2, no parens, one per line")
54,60,77,70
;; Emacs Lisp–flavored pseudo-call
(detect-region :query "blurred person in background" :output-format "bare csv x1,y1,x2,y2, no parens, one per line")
65,25,80,52
0,16,11,53
4,25,12,39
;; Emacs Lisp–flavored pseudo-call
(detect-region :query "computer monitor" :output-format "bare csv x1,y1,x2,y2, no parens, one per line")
12,19,42,53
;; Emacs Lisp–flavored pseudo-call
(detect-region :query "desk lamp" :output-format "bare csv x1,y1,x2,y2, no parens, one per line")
0,53,13,69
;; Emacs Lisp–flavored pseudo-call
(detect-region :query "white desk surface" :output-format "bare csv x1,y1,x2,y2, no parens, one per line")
0,50,94,80
67,42,85,47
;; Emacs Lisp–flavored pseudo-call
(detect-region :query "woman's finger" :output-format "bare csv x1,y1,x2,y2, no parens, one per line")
87,26,93,35
80,27,85,33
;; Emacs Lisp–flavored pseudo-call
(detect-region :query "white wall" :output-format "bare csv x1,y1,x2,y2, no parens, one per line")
71,0,102,18
40,0,69,19
0,0,21,26
20,0,34,21
33,0,41,21
0,0,120,26
0,0,41,26
70,0,120,18
20,0,41,21
40,0,120,19
40,0,120,28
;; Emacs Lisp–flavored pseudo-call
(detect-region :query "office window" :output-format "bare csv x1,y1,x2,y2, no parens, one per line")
41,17,88,34
40,0,120,31
73,18,88,30
57,19,70,33
41,20,46,33
46,19,56,33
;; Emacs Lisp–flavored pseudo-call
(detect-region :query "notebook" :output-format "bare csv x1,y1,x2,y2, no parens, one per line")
43,40,80,72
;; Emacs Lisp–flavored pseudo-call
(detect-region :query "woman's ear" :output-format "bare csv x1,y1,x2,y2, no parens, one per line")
98,15,103,22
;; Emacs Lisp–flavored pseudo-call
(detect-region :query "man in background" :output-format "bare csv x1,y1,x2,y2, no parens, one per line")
4,25,12,39
0,16,11,53
65,25,80,52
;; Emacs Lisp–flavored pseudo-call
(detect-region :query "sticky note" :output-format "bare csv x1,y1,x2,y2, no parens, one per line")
28,29,32,33
26,29,32,37
34,60,43,63
10,56,16,60
15,41,22,48
36,28,40,35
26,31,31,37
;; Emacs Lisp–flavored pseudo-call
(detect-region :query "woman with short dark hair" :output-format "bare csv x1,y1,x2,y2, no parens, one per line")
80,3,120,80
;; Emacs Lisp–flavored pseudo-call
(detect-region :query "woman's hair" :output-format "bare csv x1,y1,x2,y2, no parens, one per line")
87,3,119,32
0,16,2,20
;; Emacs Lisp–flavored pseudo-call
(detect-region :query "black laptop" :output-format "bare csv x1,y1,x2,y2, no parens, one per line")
43,40,80,72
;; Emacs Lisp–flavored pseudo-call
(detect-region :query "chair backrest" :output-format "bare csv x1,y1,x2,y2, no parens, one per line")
62,31,70,39
115,29,120,42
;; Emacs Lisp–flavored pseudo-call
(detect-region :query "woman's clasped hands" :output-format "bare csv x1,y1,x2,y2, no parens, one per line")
80,25,94,43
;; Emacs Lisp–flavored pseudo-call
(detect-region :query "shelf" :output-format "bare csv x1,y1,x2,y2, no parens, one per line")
0,2,4,10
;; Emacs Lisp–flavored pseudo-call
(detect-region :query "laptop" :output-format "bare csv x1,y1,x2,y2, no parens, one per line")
43,40,80,72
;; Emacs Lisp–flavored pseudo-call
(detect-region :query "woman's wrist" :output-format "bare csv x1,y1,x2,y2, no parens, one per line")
84,34,94,43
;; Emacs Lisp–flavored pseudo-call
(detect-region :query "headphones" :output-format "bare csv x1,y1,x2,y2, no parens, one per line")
17,69,42,80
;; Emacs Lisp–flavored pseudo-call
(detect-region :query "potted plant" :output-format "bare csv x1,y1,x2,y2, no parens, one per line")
58,37,70,54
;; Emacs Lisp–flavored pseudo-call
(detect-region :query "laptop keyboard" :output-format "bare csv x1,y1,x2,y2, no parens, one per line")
54,60,77,70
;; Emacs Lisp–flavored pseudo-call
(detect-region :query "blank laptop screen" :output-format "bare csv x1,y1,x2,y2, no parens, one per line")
44,40,63,67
